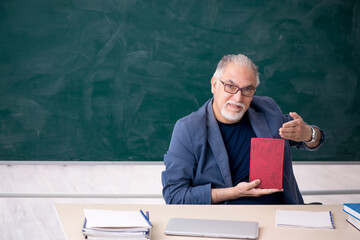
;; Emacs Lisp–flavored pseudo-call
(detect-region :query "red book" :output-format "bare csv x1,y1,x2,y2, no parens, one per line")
249,138,285,189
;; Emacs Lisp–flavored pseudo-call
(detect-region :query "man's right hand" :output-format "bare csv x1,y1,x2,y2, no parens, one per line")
211,179,283,204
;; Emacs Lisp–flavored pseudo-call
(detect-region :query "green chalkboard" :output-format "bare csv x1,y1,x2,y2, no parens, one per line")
0,0,359,161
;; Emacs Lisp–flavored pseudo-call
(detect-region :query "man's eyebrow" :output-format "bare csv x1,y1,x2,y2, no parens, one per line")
227,79,254,88
227,79,237,85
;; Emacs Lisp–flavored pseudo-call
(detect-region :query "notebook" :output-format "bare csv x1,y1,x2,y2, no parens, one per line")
276,210,335,229
164,218,259,239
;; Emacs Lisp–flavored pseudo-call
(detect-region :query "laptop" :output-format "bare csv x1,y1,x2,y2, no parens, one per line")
164,218,259,239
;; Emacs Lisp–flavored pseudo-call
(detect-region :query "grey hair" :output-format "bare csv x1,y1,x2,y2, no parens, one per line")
213,54,260,87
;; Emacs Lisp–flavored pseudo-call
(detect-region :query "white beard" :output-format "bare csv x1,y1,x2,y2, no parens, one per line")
220,100,246,122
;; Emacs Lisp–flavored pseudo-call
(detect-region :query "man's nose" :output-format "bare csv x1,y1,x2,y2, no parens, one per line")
232,90,243,101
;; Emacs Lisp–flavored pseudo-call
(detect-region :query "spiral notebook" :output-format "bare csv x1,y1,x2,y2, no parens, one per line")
276,210,335,229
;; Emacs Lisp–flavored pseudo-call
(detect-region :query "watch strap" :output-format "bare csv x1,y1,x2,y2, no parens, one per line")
304,125,317,143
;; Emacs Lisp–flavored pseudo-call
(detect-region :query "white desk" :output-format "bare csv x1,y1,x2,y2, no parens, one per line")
55,204,358,240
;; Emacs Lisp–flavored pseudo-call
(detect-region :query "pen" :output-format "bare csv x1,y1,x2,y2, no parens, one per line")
140,210,153,227
329,211,335,229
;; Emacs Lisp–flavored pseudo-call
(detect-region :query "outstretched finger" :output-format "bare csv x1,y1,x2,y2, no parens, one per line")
246,188,282,197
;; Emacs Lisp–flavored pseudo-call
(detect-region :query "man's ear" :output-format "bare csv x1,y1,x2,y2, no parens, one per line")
211,77,217,94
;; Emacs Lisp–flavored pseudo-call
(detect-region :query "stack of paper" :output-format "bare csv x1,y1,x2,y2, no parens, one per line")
343,203,360,231
82,209,152,240
276,210,334,229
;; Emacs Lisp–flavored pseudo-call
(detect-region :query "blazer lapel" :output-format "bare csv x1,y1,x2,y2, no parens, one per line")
247,108,273,138
206,100,233,187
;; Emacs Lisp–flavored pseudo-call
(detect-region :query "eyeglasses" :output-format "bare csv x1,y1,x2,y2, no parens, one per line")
217,79,256,97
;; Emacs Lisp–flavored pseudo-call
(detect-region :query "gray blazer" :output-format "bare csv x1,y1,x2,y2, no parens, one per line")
162,96,324,204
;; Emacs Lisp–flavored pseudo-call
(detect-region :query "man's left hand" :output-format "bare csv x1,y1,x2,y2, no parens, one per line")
279,112,312,142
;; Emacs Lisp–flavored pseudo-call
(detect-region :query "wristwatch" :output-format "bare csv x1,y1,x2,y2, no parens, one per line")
304,126,317,143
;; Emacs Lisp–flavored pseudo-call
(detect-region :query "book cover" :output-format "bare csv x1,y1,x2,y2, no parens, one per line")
343,203,360,220
249,138,285,189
